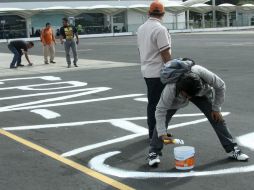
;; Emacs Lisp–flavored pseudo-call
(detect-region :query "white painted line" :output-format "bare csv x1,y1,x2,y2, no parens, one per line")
30,109,61,119
110,120,147,134
0,88,108,101
0,87,110,111
62,134,144,157
168,112,230,130
0,76,61,82
61,112,231,157
89,151,254,178
0,94,144,112
62,121,148,157
134,98,148,102
4,113,231,157
0,81,87,91
236,132,254,151
3,113,230,131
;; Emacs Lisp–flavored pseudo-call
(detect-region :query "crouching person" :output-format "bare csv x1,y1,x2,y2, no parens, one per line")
148,63,249,167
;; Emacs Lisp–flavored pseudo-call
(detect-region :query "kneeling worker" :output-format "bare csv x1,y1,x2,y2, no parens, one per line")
8,40,34,69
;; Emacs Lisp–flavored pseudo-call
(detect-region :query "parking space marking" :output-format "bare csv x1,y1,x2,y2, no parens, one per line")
0,76,61,83
237,132,254,151
0,129,135,190
62,133,144,157
0,93,143,112
3,113,220,131
0,88,106,101
89,150,254,178
0,87,110,111
30,109,61,119
3,113,230,157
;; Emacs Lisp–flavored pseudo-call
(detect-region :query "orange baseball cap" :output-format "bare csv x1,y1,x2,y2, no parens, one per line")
149,1,165,15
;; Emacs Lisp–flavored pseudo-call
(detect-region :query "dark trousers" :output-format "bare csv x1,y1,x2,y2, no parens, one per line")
149,96,237,154
144,78,165,139
8,45,21,67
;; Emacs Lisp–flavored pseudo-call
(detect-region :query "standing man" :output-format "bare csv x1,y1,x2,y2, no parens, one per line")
8,40,34,69
60,17,79,68
40,22,56,64
137,1,172,141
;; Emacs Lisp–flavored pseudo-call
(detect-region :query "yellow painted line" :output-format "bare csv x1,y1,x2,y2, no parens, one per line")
0,129,135,190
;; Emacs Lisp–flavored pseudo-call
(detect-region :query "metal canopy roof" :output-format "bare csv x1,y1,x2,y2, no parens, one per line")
241,4,254,11
216,3,236,13
189,3,212,14
0,1,254,18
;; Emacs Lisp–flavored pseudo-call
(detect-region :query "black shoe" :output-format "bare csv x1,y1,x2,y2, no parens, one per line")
147,152,160,167
67,64,71,68
228,147,249,161
17,64,24,67
74,64,78,67
50,61,56,64
10,66,17,69
45,62,49,64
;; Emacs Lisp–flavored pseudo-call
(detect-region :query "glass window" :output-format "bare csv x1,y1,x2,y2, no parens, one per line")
0,15,26,39
75,13,106,34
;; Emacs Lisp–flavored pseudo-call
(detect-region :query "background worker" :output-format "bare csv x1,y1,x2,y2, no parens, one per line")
41,22,56,64
60,17,79,68
137,1,172,141
8,40,34,69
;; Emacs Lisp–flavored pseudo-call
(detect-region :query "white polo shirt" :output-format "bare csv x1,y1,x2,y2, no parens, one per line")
137,17,171,78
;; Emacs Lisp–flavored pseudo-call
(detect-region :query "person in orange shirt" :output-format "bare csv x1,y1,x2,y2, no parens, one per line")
40,23,56,64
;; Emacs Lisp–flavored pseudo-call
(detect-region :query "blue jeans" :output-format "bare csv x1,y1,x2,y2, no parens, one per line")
8,44,21,67
64,39,78,65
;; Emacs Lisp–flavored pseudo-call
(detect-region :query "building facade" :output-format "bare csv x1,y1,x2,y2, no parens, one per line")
0,0,253,39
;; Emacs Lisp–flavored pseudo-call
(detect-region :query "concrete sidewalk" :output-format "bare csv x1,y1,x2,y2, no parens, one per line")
0,53,138,77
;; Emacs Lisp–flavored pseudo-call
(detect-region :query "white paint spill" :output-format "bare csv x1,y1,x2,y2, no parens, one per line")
236,132,254,151
62,134,144,157
134,98,148,102
3,113,229,131
30,109,61,119
88,151,254,178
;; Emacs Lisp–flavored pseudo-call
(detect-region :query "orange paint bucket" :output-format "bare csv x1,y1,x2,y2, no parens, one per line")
174,146,195,170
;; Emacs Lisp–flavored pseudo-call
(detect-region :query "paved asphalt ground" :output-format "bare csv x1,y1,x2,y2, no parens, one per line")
0,31,254,190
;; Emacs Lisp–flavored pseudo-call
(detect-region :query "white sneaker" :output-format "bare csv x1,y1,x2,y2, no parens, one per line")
228,147,249,161
148,152,160,167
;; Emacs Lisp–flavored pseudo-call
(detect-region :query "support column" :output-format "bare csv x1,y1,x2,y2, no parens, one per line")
202,13,205,28
186,10,190,29
175,13,178,30
226,13,230,27
212,0,216,27
235,9,238,26
110,15,114,33
26,17,31,38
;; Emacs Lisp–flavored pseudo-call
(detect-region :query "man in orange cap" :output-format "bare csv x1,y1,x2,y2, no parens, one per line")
137,1,172,143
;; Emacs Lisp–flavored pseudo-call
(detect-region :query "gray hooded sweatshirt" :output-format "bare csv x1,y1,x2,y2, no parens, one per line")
155,65,226,137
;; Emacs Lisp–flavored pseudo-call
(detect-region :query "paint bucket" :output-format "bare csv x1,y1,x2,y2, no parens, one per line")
174,146,195,170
